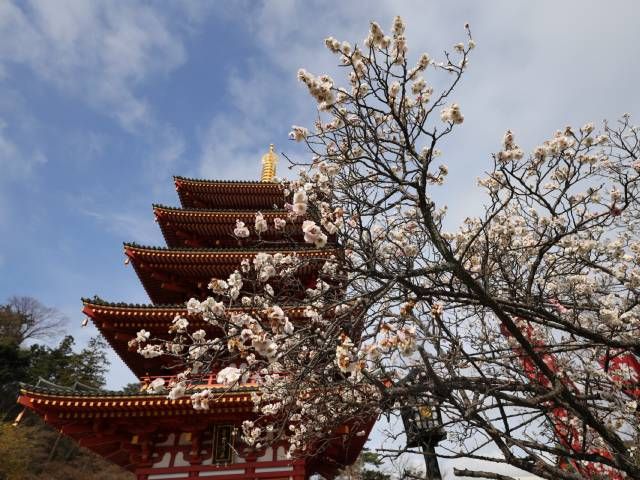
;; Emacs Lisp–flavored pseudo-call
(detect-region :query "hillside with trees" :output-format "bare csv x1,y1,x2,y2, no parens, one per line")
0,296,134,480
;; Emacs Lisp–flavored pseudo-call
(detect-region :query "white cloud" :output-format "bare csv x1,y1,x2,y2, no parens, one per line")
207,0,639,227
78,206,161,246
0,0,187,131
145,125,187,192
0,118,47,179
0,1,193,235
197,66,311,181
199,114,267,181
0,118,47,227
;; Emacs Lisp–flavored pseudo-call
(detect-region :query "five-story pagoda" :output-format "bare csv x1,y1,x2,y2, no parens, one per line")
18,146,371,480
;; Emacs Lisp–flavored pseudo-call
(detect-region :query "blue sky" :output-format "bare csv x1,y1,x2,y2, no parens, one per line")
1,2,638,476
1,0,639,385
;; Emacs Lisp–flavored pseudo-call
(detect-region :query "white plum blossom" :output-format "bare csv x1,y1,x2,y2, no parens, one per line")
186,298,203,314
255,212,268,234
191,389,210,410
289,125,309,142
217,366,242,385
302,220,328,248
388,81,401,98
497,130,524,163
192,329,206,342
296,70,335,109
267,305,287,323
208,278,228,294
274,217,286,230
440,103,464,124
168,382,186,400
234,220,250,238
259,264,276,282
324,36,341,53
242,420,261,446
335,334,362,376
201,297,225,317
411,76,426,95
227,270,243,299
292,188,308,216
171,315,189,333
396,327,417,354
417,52,430,69
138,344,163,358
253,337,278,361
283,319,294,335
136,329,150,343
147,377,165,394
167,342,184,355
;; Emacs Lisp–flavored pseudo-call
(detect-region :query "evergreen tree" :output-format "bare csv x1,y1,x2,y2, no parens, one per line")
26,336,109,389
119,382,142,395
361,452,391,480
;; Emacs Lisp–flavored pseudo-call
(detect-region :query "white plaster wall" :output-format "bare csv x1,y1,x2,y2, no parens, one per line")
152,452,171,468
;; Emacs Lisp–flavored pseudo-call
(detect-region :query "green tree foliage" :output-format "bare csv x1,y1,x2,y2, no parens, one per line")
0,342,30,386
336,451,392,480
118,382,142,395
21,335,109,389
361,452,391,480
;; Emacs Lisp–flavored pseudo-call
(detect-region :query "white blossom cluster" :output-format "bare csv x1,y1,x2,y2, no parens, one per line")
130,16,640,479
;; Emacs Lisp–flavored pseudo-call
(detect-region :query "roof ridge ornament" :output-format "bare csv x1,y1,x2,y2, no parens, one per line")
260,144,278,182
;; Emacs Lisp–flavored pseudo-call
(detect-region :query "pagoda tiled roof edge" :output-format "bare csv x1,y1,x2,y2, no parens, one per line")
82,296,185,309
18,382,130,397
152,203,288,214
123,242,336,253
174,176,283,186
82,298,310,315
19,382,257,398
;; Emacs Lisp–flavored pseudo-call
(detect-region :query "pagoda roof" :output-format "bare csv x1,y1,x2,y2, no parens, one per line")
18,382,371,477
19,382,255,401
153,204,303,248
83,297,309,321
82,298,182,378
82,298,311,378
124,243,337,305
18,383,256,472
174,176,286,210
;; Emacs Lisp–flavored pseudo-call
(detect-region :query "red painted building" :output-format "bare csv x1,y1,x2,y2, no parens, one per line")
18,150,371,479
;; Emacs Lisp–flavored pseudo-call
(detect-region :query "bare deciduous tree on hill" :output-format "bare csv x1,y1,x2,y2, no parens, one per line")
0,296,66,345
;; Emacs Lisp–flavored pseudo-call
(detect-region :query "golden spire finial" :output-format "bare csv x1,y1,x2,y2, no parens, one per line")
260,144,278,182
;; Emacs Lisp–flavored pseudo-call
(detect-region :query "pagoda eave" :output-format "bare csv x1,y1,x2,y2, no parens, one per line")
174,177,286,210
124,244,336,263
124,245,338,304
83,300,310,326
18,385,255,414
82,300,313,378
153,205,304,248
17,385,268,474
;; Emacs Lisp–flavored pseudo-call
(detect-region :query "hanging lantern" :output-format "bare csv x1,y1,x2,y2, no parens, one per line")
401,397,446,448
